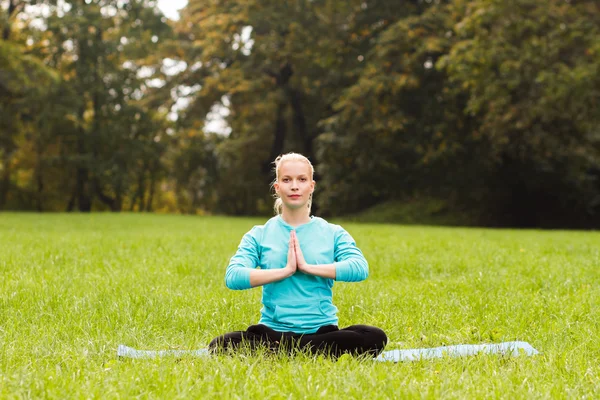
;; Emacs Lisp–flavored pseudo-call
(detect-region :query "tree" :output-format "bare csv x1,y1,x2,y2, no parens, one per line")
317,1,461,215
174,0,423,214
37,0,173,211
440,0,600,226
318,0,600,226
0,0,59,209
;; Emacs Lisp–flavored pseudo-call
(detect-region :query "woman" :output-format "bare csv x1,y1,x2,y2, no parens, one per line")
209,153,387,358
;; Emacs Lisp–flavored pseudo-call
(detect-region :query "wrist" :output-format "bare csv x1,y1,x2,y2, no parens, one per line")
284,264,295,278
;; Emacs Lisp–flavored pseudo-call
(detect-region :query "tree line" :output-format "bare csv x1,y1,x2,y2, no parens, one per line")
1,0,599,228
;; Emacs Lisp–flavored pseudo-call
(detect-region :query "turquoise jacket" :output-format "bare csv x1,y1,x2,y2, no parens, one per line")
225,216,369,334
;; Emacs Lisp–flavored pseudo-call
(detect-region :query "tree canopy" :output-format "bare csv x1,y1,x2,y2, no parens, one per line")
1,0,599,227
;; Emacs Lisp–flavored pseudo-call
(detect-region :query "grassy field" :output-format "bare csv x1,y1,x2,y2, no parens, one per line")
1,213,598,398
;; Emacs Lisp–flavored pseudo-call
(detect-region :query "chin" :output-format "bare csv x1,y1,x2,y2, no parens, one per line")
285,202,307,210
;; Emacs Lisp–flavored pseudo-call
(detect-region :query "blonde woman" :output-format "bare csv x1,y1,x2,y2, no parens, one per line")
209,153,387,358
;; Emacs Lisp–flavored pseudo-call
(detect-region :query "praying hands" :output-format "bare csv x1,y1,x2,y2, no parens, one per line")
286,230,336,279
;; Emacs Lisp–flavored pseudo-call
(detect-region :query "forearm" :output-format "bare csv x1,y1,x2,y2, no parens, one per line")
303,263,336,279
332,258,368,282
249,266,293,287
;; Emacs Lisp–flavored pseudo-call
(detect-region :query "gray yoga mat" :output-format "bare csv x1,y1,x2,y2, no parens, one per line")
117,341,539,362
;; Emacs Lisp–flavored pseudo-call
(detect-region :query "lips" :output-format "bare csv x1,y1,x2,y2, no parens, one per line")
289,195,301,199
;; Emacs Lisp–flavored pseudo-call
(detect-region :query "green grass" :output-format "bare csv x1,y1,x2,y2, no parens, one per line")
1,213,599,398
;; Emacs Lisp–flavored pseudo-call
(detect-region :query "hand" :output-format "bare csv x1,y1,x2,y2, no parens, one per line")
284,231,297,277
292,230,311,273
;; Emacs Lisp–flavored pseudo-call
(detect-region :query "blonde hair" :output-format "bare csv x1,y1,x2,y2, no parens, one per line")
271,152,315,215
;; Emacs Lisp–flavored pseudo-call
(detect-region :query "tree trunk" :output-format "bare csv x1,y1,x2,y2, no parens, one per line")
145,164,157,212
2,0,16,41
287,87,313,161
190,186,198,214
35,147,44,212
72,15,93,212
94,178,118,211
131,163,147,211
146,180,155,212
66,190,76,212
0,152,11,208
129,191,139,212
287,86,318,213
76,165,92,212
262,62,295,176
114,175,123,212
263,99,287,176
74,105,92,211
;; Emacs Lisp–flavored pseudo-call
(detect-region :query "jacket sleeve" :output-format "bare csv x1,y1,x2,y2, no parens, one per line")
225,228,260,290
333,227,369,282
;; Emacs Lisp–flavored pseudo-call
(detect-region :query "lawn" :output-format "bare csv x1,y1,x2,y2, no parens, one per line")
1,213,598,398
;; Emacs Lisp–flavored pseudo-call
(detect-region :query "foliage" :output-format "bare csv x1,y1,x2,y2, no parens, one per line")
1,0,174,211
318,0,600,226
1,0,599,227
318,2,461,215
0,32,59,209
439,0,600,226
173,0,422,214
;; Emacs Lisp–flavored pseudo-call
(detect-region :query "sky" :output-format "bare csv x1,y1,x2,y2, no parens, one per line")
157,0,188,20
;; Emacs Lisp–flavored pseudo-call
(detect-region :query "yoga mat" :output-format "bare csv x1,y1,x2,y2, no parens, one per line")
117,341,539,362
373,341,539,362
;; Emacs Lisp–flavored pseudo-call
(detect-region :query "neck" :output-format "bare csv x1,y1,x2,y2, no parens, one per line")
280,208,311,227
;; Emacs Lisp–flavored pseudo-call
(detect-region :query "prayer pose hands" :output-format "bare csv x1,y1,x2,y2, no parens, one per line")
285,230,336,280
291,230,310,273
285,230,310,276
285,231,297,275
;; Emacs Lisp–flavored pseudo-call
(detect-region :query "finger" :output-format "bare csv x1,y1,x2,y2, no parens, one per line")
288,237,294,255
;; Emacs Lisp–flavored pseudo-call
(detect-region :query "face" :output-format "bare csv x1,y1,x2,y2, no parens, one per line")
274,160,315,211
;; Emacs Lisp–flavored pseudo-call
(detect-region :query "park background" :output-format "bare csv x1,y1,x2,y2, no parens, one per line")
1,0,599,228
2,2,600,398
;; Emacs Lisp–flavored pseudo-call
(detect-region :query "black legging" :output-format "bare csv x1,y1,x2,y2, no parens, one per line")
209,324,388,358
